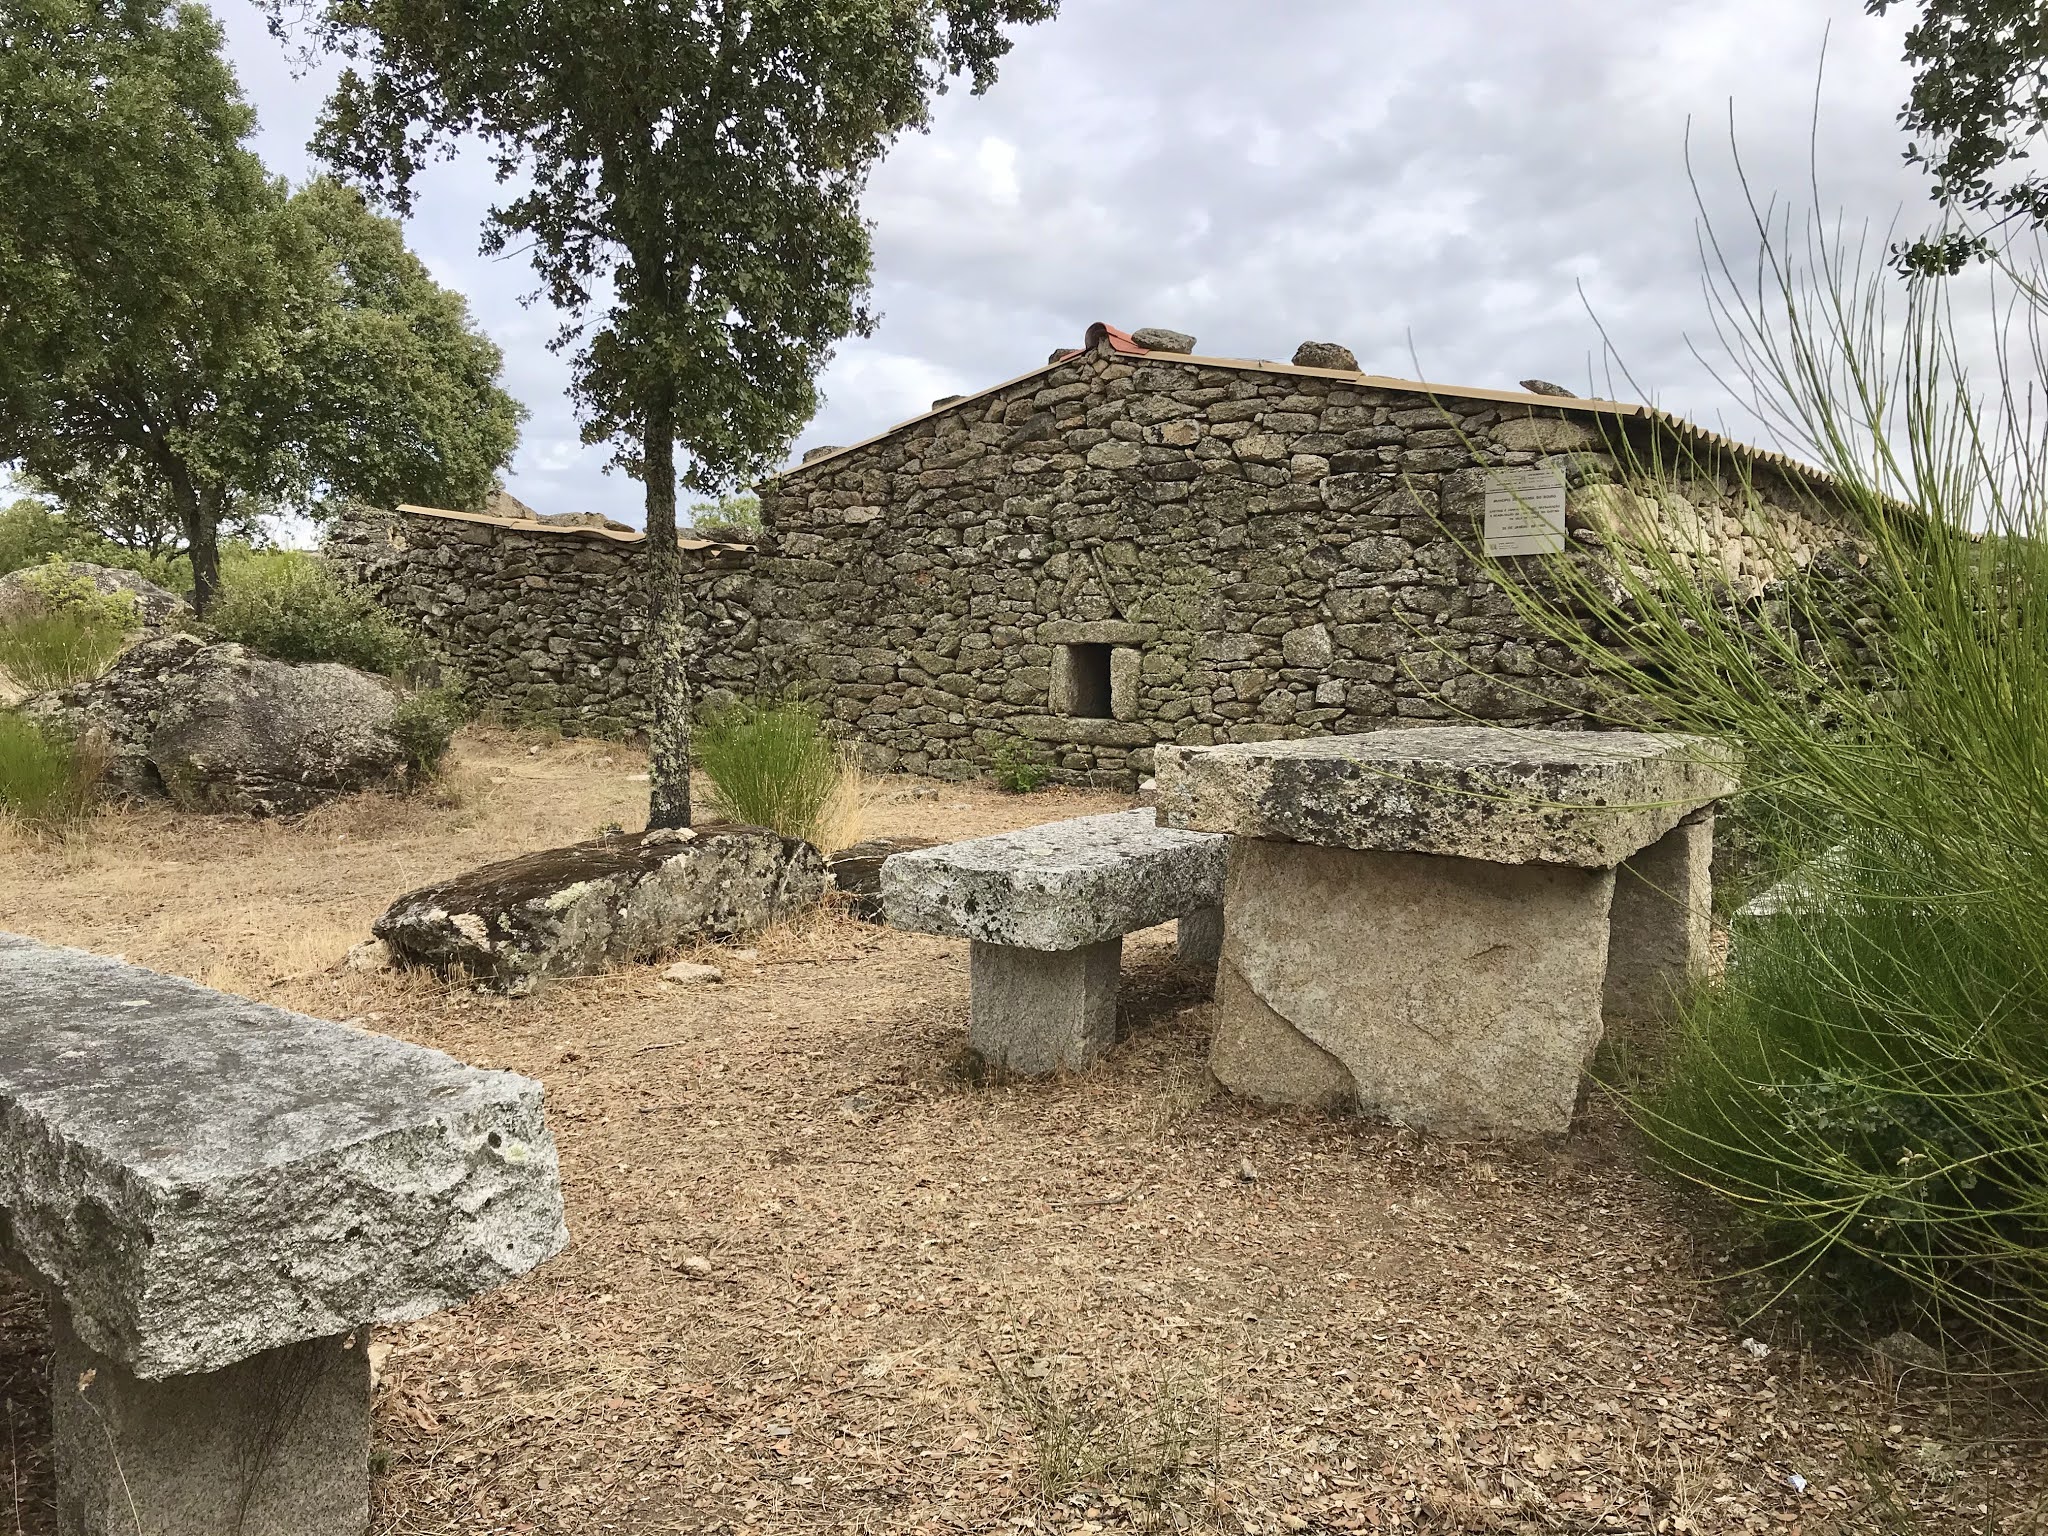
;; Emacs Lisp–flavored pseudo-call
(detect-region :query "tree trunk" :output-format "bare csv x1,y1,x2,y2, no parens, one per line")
169,464,220,617
642,386,693,829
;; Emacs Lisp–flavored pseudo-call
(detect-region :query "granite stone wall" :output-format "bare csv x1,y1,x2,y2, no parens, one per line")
324,507,757,738
331,348,1853,781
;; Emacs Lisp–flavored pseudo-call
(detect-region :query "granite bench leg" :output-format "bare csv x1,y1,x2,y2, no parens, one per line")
1210,838,1617,1135
53,1311,370,1536
968,937,1121,1073
1175,904,1224,979
1602,812,1713,1027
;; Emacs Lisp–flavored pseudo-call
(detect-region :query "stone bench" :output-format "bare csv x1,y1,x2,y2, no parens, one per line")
880,810,1229,1073
1156,728,1737,1136
0,933,567,1535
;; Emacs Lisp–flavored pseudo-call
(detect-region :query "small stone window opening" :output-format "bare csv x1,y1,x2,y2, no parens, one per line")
1055,643,1114,718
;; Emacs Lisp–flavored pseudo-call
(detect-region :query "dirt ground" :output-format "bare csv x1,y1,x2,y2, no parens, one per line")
0,728,2041,1535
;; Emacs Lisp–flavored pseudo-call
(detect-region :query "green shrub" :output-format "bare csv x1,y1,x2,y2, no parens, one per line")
388,684,467,787
686,492,763,543
1471,193,2048,1362
694,696,848,844
0,611,134,691
206,550,417,674
0,500,81,576
0,500,190,587
0,713,102,830
991,738,1051,793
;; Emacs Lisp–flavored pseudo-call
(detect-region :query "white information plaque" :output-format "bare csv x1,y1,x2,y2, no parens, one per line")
1482,466,1568,556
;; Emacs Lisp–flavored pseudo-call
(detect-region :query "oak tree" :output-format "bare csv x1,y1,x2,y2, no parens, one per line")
1870,0,2048,272
0,0,522,611
289,0,1058,826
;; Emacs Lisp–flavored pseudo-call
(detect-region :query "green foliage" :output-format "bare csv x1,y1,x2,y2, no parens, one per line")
1650,857,2048,1347
0,713,102,830
0,496,208,587
991,738,1051,793
1475,182,2048,1361
694,698,844,844
0,1,521,612
0,498,82,576
387,684,467,787
203,550,417,675
687,493,763,543
16,558,144,630
1868,0,2048,273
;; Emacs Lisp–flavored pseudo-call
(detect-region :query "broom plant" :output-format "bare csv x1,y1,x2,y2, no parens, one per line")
1465,183,2048,1362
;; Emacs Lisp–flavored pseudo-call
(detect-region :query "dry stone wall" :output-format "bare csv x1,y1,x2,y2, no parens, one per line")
331,349,1855,782
751,350,1851,781
324,509,757,737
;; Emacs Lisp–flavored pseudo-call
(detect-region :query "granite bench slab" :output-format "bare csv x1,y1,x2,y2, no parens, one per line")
880,811,1228,1073
880,809,1226,949
0,932,567,1534
1154,726,1736,867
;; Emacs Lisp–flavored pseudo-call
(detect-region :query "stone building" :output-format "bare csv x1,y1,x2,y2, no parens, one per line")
332,323,1853,783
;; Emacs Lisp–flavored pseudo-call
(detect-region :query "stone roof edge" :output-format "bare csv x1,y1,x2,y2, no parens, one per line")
765,351,1837,493
391,503,748,552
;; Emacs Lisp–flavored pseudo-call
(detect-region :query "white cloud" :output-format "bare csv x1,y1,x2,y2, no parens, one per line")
211,0,1942,525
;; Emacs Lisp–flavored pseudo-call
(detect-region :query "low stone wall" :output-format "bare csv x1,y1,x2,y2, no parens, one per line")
325,507,757,737
331,349,1857,780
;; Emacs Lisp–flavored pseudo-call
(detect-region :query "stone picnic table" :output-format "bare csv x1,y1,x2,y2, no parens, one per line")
0,933,567,1536
1156,728,1737,1136
880,810,1228,1073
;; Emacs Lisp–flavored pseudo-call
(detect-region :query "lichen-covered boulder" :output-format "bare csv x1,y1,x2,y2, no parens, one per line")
149,648,405,815
374,825,828,990
825,835,943,921
0,561,190,628
24,633,407,814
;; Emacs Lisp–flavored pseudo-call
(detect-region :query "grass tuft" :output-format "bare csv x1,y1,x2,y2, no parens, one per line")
0,612,131,692
0,714,103,831
694,697,863,850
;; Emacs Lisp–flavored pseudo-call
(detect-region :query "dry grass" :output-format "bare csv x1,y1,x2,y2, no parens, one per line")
0,726,2039,1534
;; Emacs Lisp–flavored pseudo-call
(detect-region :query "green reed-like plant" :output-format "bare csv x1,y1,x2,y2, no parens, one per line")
694,696,852,848
0,610,132,692
1463,180,2048,1359
0,712,103,830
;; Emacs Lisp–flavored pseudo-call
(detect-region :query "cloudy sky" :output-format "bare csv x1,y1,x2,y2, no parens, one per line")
214,0,1933,526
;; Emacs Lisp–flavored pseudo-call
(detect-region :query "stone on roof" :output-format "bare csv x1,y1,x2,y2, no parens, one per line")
1292,340,1359,370
1131,327,1197,353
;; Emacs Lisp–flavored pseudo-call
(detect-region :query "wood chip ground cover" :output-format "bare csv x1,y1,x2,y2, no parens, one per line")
0,730,2038,1534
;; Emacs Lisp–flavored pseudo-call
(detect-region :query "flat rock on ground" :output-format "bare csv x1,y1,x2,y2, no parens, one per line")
825,835,945,921
375,825,828,990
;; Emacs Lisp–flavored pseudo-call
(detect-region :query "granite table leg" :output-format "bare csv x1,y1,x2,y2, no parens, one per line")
54,1311,371,1536
1602,813,1714,1027
967,937,1122,1073
1175,904,1224,981
1211,839,1618,1135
